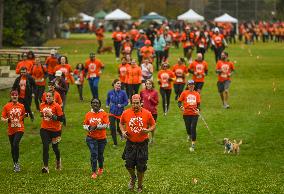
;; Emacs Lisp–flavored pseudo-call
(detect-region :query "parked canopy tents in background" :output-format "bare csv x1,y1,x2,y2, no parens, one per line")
105,9,131,20
94,10,107,20
79,13,95,22
140,12,167,21
177,9,204,22
214,13,238,23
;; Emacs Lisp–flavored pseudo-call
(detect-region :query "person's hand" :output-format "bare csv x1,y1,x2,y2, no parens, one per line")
117,104,122,108
106,105,109,109
194,72,198,76
89,125,97,131
180,106,185,111
122,131,129,139
32,93,35,97
1,117,9,122
148,96,151,100
194,108,200,114
45,111,53,118
142,128,151,133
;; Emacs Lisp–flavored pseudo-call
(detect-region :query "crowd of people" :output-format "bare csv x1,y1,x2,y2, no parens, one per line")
1,22,246,192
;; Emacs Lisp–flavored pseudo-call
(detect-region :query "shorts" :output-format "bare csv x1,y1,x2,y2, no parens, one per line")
194,82,204,91
122,139,149,172
217,80,231,93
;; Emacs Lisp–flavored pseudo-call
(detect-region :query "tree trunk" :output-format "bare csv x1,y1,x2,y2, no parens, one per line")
47,0,61,39
0,0,4,48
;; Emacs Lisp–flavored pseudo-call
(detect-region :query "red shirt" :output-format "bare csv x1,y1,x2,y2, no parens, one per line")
31,64,47,86
1,102,25,135
157,69,175,89
73,69,85,84
216,60,235,82
126,65,142,84
178,90,201,116
45,56,58,74
172,64,188,84
19,76,27,99
118,63,130,83
140,89,159,115
189,60,208,83
83,110,109,140
40,102,63,132
112,31,123,42
85,59,104,78
212,34,224,47
140,46,155,59
16,60,33,74
42,91,62,106
120,108,155,142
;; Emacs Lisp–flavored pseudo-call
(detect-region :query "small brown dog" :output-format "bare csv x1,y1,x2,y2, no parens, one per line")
98,46,113,54
223,138,242,154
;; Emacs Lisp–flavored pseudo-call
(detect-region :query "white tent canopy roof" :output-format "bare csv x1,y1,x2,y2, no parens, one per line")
79,13,95,22
177,9,204,21
105,9,131,20
214,13,238,23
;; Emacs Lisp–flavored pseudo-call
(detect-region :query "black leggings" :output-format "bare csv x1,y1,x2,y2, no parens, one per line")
9,132,24,163
183,115,199,141
76,85,83,100
114,41,121,58
173,84,185,99
40,128,61,166
109,115,122,145
19,98,34,119
127,84,140,99
214,46,224,63
159,88,171,113
34,85,45,110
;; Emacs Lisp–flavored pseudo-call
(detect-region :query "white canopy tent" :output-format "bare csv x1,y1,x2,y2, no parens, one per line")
177,9,204,22
214,13,238,23
105,9,131,20
79,13,95,22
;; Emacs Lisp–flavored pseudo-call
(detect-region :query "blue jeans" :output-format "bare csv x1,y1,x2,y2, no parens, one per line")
88,77,100,98
86,136,107,172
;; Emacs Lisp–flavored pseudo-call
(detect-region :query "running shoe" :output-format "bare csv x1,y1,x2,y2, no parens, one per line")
189,144,195,152
91,172,97,179
128,176,137,191
55,159,62,171
41,167,49,173
137,186,143,193
97,168,104,175
14,163,20,172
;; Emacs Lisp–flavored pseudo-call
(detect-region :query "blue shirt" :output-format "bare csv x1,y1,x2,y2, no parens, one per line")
106,89,128,116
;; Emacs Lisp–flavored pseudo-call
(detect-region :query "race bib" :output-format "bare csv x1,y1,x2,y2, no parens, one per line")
221,73,228,78
186,95,197,105
90,73,97,78
176,78,183,83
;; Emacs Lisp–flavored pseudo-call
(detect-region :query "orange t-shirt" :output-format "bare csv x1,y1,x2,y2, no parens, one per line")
212,34,224,47
31,65,47,86
19,76,27,99
42,91,62,106
95,28,104,40
118,63,130,83
54,64,73,84
120,108,155,143
126,65,142,84
1,102,25,135
172,64,188,84
16,60,33,74
181,32,195,48
85,59,104,79
83,110,109,140
45,56,58,75
189,60,208,83
112,31,123,42
216,60,235,82
157,69,175,89
40,102,63,131
140,46,155,59
130,29,139,40
178,90,201,116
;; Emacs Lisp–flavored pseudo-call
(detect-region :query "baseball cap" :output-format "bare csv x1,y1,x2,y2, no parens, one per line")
55,70,62,76
187,80,195,85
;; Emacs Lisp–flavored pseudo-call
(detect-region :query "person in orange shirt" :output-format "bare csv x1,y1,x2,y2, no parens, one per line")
12,67,36,121
216,52,235,109
195,31,208,59
39,91,64,173
95,23,105,54
129,25,139,46
119,94,156,192
15,53,34,74
54,56,73,89
121,36,133,56
112,26,123,61
85,52,105,98
172,57,188,100
1,90,26,172
211,27,227,62
118,57,130,91
140,40,155,63
42,81,63,107
181,26,196,62
158,62,175,115
31,56,47,111
172,28,181,49
178,80,201,152
45,49,58,81
83,98,109,179
126,59,142,99
188,53,208,93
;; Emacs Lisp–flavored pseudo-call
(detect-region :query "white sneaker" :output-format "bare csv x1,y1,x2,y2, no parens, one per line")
189,147,195,152
42,166,49,173
14,163,20,172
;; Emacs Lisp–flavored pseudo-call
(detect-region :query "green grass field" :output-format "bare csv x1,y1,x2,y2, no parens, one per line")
0,34,283,193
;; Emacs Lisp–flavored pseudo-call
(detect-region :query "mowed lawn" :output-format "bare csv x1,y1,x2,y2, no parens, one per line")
0,34,283,194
